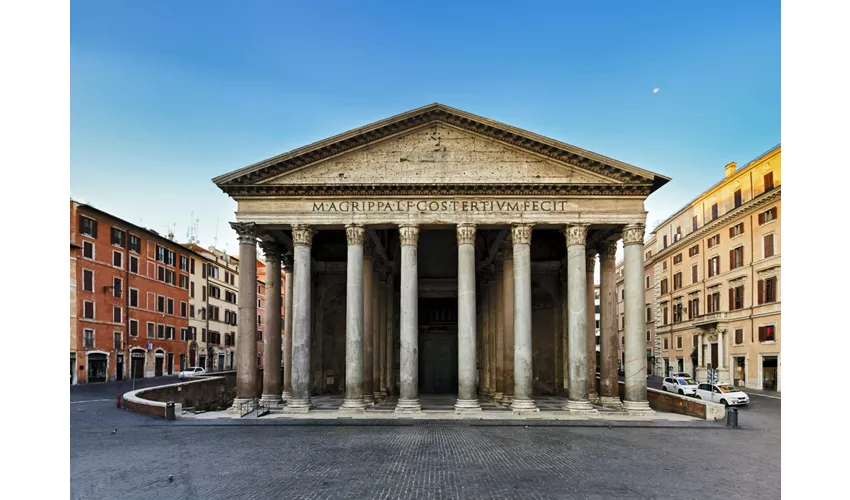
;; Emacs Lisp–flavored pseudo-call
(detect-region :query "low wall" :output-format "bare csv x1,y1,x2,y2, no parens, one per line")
617,381,725,420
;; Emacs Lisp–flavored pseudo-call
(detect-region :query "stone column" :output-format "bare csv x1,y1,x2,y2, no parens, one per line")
501,243,515,402
511,224,538,412
231,222,259,409
260,240,283,404
598,241,623,409
455,224,481,412
479,270,492,397
362,245,375,405
372,263,382,402
560,261,569,393
396,224,422,414
286,225,314,412
340,224,366,411
718,329,726,369
378,267,388,398
493,264,505,401
586,249,599,404
281,253,294,401
697,333,704,367
386,272,394,396
564,224,596,413
622,223,653,415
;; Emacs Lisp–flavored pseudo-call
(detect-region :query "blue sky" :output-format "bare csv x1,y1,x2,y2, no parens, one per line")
71,1,780,254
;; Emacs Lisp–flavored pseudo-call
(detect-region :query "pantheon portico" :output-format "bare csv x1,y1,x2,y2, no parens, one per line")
213,103,669,415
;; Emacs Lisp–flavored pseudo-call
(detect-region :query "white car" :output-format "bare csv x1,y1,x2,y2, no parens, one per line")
178,367,206,379
661,377,698,396
670,372,692,379
694,383,750,406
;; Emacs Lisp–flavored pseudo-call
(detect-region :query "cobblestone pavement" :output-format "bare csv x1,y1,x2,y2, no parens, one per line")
71,384,779,500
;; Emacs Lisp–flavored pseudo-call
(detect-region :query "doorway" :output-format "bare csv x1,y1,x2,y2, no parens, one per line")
116,354,124,381
218,354,225,371
762,356,778,390
154,354,164,377
418,297,458,394
70,355,76,384
167,353,174,375
87,353,108,383
733,356,746,386
710,343,718,368
130,351,145,379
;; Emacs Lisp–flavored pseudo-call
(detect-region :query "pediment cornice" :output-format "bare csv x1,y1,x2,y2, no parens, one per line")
213,103,669,194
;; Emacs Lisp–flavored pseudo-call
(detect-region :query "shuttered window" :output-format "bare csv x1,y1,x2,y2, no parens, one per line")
758,207,778,225
733,189,742,208
758,325,776,342
734,329,743,345
764,233,775,258
83,269,93,292
728,285,744,310
758,277,777,304
764,172,774,191
79,215,98,238
692,265,698,284
711,204,718,220
729,247,744,270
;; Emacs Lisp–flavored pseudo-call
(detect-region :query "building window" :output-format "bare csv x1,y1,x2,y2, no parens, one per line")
180,256,189,272
113,306,122,323
130,319,139,337
662,261,667,271
158,266,165,282
129,255,139,274
758,276,778,304
674,226,682,242
113,332,122,350
708,256,720,278
660,278,668,295
190,305,195,318
167,298,174,315
662,303,669,325
759,207,778,225
147,322,155,338
758,324,776,342
112,277,122,298
166,270,176,286
646,306,652,323
645,251,651,260
729,285,745,310
672,302,682,323
129,234,141,253
689,244,699,257
180,328,188,342
190,258,195,274
202,286,206,301
190,281,195,298
711,203,718,221
729,246,744,270
673,253,682,265
691,264,698,284
113,250,123,269
676,336,682,349
734,328,744,345
645,276,651,289
763,233,775,258
110,227,126,248
646,331,651,342
202,328,207,342
167,326,175,340
673,272,682,291
707,291,720,313
180,301,187,317
258,331,263,341
688,297,699,319
180,274,189,289
258,314,262,325
84,329,94,348
663,337,669,350
692,216,698,232
621,289,624,301
82,269,94,292
708,234,720,248
733,189,742,208
83,301,95,319
729,222,744,238
620,313,625,330
662,235,668,248
764,172,774,192
158,324,165,339
79,216,98,238
82,240,94,259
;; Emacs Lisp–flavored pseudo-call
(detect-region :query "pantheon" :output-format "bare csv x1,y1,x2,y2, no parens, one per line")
213,103,670,415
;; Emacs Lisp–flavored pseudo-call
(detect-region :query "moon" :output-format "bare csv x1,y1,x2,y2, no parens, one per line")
653,88,660,94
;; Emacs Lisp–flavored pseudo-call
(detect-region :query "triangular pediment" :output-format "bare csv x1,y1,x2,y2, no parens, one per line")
263,124,615,186
213,103,670,195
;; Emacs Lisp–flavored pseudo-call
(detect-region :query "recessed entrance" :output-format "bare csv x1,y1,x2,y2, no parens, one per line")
762,356,778,390
418,297,458,394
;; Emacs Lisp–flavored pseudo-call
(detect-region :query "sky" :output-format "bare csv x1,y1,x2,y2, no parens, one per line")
70,0,780,256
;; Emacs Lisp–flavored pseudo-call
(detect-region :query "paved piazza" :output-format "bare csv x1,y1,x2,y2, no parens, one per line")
71,381,780,500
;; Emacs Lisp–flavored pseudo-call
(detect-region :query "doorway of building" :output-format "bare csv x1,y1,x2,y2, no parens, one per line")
199,355,207,370
70,355,76,384
154,354,164,377
663,358,670,376
218,354,225,371
733,356,746,387
167,353,174,375
87,353,107,383
418,297,458,394
179,354,186,371
130,351,145,379
676,357,684,374
116,354,124,381
710,343,718,368
762,356,778,390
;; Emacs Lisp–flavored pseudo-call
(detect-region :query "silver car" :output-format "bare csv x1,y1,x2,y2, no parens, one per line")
661,377,699,396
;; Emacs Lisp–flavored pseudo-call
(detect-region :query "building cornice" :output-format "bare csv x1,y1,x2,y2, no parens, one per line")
647,187,781,265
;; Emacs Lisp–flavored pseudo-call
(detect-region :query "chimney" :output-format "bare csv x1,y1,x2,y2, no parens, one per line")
724,161,737,179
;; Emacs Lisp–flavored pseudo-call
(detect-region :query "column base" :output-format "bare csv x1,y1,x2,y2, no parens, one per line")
373,391,383,402
339,398,366,412
510,398,539,413
363,394,375,405
588,391,601,405
284,398,313,413
564,399,598,414
260,394,282,406
454,398,482,413
229,397,254,415
380,389,388,398
280,391,292,402
623,400,655,416
599,396,624,410
492,392,504,402
394,398,424,415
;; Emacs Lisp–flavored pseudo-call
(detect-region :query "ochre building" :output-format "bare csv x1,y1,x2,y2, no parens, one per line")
213,103,670,414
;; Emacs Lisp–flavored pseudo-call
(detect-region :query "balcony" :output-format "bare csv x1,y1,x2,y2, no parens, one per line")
693,312,727,327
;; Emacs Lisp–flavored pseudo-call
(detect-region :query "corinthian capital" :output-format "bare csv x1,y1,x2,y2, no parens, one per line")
600,240,618,262
399,224,419,247
231,222,259,244
291,225,315,246
586,249,597,272
511,224,533,245
345,224,365,246
282,252,293,270
456,223,476,246
564,224,589,247
259,240,283,260
622,223,646,246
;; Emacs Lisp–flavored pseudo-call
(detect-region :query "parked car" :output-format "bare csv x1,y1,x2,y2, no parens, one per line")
670,372,692,379
661,377,698,396
178,367,206,379
694,383,749,406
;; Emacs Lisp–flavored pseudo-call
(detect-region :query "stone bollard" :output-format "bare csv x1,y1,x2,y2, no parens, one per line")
726,407,738,428
165,401,176,421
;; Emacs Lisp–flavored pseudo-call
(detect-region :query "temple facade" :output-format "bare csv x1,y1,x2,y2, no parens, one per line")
212,103,670,414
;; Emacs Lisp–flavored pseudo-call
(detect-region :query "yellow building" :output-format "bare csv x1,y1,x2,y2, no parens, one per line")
645,145,780,391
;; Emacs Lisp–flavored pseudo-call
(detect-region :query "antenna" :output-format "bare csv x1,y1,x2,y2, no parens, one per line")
213,218,219,249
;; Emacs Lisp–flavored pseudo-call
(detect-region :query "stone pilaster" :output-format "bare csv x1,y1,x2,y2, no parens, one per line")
501,241,515,403
510,224,538,412
340,224,366,411
281,252,293,401
455,223,481,412
231,222,259,411
285,225,314,412
564,224,597,413
586,249,599,405
395,224,423,414
260,240,283,405
622,223,653,415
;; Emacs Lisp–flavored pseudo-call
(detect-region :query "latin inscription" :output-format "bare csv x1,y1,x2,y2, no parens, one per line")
312,200,573,213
